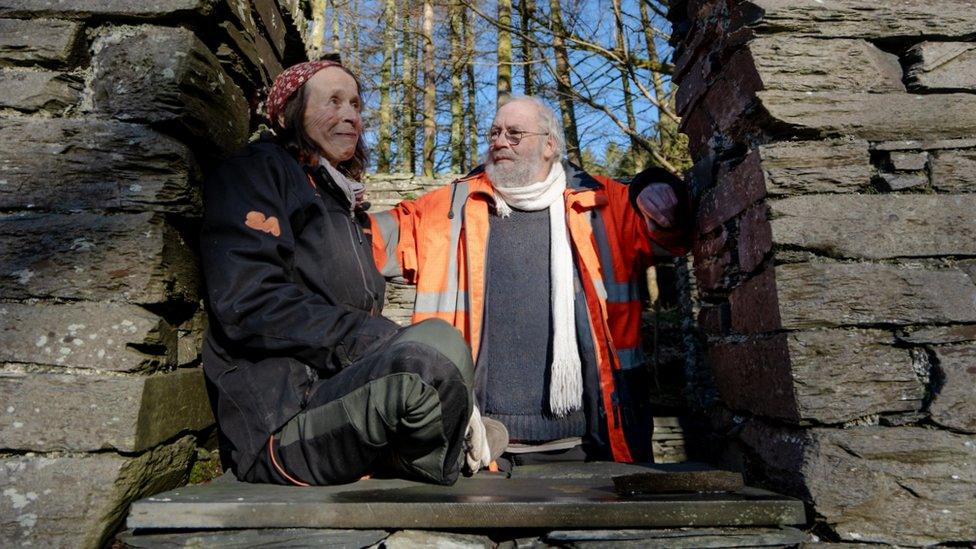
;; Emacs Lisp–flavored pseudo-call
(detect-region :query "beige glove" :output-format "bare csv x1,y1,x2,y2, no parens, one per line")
464,404,492,473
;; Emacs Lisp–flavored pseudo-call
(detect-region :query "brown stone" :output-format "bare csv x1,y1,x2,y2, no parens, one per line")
743,424,976,545
0,117,199,214
692,250,732,293
0,212,198,305
702,48,764,135
769,195,976,259
745,0,976,40
930,344,976,433
728,267,780,334
252,0,287,58
747,36,904,93
0,368,213,452
758,91,976,141
907,42,976,92
776,262,976,329
930,148,976,193
736,204,770,273
0,302,174,372
697,151,766,234
708,335,798,421
693,226,728,259
873,138,976,152
0,436,196,548
0,18,82,66
90,25,248,156
758,140,872,196
0,0,213,18
0,68,81,113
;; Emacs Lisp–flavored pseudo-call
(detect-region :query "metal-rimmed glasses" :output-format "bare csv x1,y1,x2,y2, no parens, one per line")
485,127,550,146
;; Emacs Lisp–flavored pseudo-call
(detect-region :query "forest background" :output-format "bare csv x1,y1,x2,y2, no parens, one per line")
306,0,690,178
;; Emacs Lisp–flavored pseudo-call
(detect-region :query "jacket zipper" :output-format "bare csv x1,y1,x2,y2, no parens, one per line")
345,212,375,314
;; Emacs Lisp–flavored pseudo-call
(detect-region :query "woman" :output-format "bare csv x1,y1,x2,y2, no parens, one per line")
199,61,493,486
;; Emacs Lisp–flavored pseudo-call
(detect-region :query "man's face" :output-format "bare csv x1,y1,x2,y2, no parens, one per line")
302,67,362,166
484,100,555,188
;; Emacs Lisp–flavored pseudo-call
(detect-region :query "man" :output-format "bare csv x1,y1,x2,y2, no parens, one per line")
370,96,689,464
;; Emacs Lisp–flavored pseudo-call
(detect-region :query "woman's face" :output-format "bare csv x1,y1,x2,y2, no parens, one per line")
302,67,362,165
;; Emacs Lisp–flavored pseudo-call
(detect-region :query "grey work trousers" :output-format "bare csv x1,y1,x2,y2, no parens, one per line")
244,319,475,486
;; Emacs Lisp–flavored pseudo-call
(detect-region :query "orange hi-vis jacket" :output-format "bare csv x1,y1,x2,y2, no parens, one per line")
369,163,689,462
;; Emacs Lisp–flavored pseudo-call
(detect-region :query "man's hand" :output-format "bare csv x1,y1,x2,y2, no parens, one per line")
636,183,679,231
464,405,491,473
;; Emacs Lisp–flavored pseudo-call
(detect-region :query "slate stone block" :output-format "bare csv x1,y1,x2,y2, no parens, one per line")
907,42,976,92
930,344,976,433
0,212,198,304
0,18,82,67
0,117,200,214
769,195,976,259
0,68,81,113
0,436,196,549
741,424,976,545
758,140,871,196
384,530,493,549
0,0,213,19
697,151,766,234
930,149,976,192
879,173,928,191
90,25,248,156
889,152,928,172
744,0,976,40
776,262,976,329
118,528,389,548
736,204,770,274
757,91,976,141
727,267,780,335
898,325,976,345
0,368,213,452
711,330,924,424
545,526,807,548
252,0,287,59
0,301,174,372
747,36,904,93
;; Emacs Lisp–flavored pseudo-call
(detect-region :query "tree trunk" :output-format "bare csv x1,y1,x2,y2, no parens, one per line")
399,0,417,173
309,0,327,59
464,6,479,168
613,0,638,151
449,1,464,172
548,0,581,166
518,0,536,96
377,0,396,172
421,0,436,176
328,0,340,56
496,0,512,104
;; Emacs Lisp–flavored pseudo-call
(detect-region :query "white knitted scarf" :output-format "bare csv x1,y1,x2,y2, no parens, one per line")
492,162,583,417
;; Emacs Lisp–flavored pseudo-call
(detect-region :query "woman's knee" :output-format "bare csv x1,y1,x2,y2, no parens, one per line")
391,319,474,386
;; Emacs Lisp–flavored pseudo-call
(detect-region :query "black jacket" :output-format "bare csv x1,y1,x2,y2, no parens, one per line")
200,138,398,476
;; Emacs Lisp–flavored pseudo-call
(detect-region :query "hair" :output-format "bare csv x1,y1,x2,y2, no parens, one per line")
272,64,369,181
505,95,566,159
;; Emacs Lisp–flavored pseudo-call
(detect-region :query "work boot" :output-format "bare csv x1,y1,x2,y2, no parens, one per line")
481,417,509,464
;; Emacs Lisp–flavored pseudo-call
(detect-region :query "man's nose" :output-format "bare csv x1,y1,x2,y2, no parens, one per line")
490,132,511,149
339,102,359,123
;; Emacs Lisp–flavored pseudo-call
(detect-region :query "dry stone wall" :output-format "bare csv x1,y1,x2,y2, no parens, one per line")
0,1,307,547
670,0,976,544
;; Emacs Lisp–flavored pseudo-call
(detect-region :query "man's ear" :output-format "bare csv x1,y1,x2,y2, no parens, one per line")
542,134,557,162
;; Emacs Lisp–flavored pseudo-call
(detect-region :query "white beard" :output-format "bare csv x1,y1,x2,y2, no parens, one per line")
483,142,547,189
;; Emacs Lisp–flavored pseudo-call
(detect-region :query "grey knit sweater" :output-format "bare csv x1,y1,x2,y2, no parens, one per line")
478,208,586,441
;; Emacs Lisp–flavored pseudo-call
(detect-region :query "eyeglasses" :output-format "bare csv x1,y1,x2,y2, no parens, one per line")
485,127,549,146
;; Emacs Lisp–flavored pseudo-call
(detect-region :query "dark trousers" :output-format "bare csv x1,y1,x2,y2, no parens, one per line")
244,319,474,486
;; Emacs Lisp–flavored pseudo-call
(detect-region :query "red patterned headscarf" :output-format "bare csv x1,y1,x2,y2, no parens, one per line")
265,60,340,125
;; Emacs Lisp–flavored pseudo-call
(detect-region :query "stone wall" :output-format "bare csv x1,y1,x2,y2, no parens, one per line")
669,0,976,545
0,1,307,546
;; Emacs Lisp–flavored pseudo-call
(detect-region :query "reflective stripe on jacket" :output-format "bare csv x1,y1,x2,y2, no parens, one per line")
370,162,689,462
